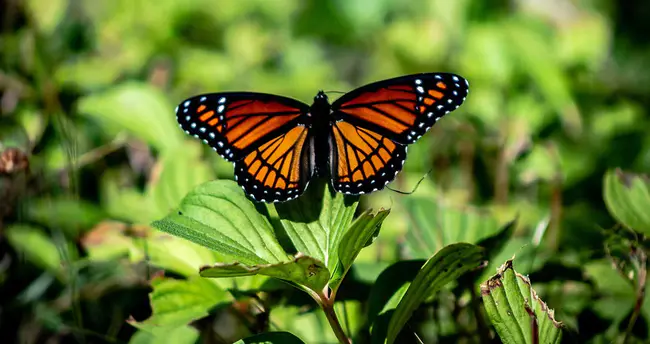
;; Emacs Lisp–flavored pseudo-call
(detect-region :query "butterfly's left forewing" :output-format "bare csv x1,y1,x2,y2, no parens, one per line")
176,92,314,202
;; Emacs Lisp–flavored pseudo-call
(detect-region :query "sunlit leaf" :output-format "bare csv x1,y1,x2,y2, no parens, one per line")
603,169,650,236
131,276,233,335
152,180,289,265
384,243,484,344
77,82,183,152
481,259,563,344
129,326,199,344
329,208,390,292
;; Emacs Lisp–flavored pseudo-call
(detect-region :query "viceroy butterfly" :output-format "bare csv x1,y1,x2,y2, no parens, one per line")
176,73,469,203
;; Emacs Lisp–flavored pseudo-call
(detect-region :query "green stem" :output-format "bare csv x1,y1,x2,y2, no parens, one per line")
316,288,351,344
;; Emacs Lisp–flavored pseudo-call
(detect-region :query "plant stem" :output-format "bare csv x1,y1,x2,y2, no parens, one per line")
319,290,351,344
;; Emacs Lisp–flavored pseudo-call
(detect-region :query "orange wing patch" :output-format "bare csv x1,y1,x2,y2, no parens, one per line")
235,125,310,202
331,121,406,193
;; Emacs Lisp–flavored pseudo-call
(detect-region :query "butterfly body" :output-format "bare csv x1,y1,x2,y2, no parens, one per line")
176,73,469,203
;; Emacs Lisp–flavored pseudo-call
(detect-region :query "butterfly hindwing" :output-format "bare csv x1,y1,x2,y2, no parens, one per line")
234,125,313,202
331,73,469,144
329,121,407,194
175,92,309,162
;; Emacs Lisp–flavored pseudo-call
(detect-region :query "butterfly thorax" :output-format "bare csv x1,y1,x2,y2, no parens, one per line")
309,91,334,178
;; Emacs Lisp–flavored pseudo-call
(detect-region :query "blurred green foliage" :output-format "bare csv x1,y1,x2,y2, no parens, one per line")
2,0,650,343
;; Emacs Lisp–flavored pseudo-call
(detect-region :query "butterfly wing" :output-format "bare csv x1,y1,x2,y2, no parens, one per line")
234,125,313,202
328,73,469,194
176,92,310,161
176,92,314,202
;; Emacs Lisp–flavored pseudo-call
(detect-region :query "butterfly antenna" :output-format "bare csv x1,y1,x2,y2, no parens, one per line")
385,168,433,195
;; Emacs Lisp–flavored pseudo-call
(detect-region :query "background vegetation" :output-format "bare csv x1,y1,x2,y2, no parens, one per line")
1,0,650,343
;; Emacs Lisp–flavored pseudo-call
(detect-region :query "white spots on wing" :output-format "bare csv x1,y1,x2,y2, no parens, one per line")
199,127,206,133
193,134,199,138
357,183,362,187
427,112,433,118
217,141,224,147
184,130,190,135
190,123,196,128
184,100,191,107
416,86,425,93
415,79,422,85
452,75,459,82
200,96,207,102
410,130,416,136
183,108,189,113
447,99,453,104
435,117,441,122
437,105,444,110
453,90,458,96
225,148,230,154
202,139,208,144
185,115,190,121
217,105,225,113
418,122,425,128
209,132,215,139
218,97,226,104
445,110,450,114
455,83,461,88
175,106,179,113
212,147,217,151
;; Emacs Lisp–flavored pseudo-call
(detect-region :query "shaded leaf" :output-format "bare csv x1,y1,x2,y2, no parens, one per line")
234,331,306,344
367,260,425,325
403,196,503,258
272,180,359,274
131,276,232,335
603,169,650,236
481,259,563,344
25,197,107,237
200,253,329,292
5,225,62,276
330,208,390,292
384,243,484,344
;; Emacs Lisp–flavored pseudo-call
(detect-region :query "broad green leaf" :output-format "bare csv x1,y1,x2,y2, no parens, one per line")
481,259,563,344
25,197,107,237
234,331,306,344
5,225,62,276
147,141,215,220
367,260,425,325
131,276,233,335
152,180,289,265
25,0,66,34
603,169,650,236
273,179,359,274
77,82,183,152
129,326,199,344
329,208,390,292
100,170,157,224
403,197,503,258
384,243,484,344
200,253,329,292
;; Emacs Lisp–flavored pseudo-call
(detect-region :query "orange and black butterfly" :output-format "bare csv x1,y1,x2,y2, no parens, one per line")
176,73,469,202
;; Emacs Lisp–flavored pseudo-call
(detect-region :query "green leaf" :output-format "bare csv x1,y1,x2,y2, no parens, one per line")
481,259,563,344
233,331,306,344
273,179,359,275
147,141,216,220
367,260,425,325
5,225,62,276
152,180,289,265
129,326,200,344
131,276,233,335
25,197,107,237
603,169,650,236
403,197,504,258
329,208,390,292
25,0,66,34
77,82,183,152
384,243,484,344
200,253,329,292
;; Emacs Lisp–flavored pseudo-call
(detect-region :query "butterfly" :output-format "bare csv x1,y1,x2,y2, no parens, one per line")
175,73,469,203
